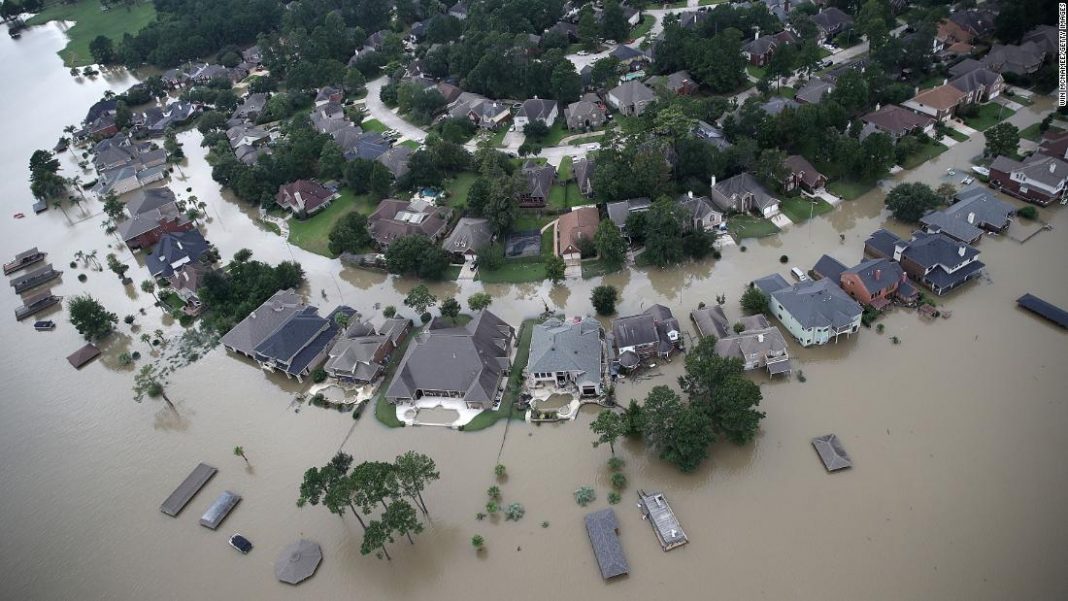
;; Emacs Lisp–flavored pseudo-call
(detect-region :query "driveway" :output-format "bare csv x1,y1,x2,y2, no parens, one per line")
362,76,429,142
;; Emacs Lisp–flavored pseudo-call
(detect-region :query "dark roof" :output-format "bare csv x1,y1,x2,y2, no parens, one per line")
783,155,824,188
710,172,779,213
612,304,680,354
813,254,847,282
903,231,979,269
753,273,790,296
1017,293,1068,328
145,230,210,278
795,77,834,104
220,289,306,356
760,97,801,116
67,343,101,368
810,7,853,33
610,45,645,61
862,105,935,136
585,509,629,579
690,305,730,339
842,258,905,294
864,228,902,258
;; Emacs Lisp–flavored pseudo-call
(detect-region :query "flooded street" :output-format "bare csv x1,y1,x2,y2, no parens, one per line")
2,23,1067,601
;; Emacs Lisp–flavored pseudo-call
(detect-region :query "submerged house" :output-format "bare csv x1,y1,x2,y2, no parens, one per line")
324,316,412,384
919,187,1014,244
145,229,211,278
690,305,790,373
612,304,682,369
555,206,599,265
814,254,917,308
252,306,353,382
525,317,606,397
710,173,781,218
384,311,515,410
753,274,863,347
988,153,1068,206
115,188,194,250
275,180,338,218
220,289,307,358
864,229,985,295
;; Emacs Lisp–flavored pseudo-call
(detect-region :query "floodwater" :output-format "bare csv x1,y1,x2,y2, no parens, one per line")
2,22,1068,601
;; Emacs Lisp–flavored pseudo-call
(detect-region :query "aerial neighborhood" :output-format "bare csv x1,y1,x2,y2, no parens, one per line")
13,0,1066,591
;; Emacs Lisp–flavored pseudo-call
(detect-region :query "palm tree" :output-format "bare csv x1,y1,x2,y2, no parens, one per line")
234,446,250,466
133,364,176,413
141,279,159,306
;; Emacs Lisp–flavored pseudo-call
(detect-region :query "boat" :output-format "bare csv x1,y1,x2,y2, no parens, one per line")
229,534,253,554
946,168,956,176
4,247,46,275
971,165,990,177
34,320,55,331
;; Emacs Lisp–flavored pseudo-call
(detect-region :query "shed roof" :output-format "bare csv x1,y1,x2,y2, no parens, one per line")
585,508,629,579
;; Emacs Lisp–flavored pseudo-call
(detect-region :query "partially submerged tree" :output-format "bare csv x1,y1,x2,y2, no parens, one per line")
67,294,118,341
590,410,625,455
133,364,176,412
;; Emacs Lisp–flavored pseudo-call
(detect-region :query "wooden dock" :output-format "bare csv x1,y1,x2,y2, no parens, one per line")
1017,293,1068,329
14,289,61,321
200,490,241,529
4,247,45,275
161,463,218,517
10,264,61,294
636,489,688,551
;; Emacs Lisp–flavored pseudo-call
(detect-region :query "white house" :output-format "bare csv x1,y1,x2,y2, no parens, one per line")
753,274,862,347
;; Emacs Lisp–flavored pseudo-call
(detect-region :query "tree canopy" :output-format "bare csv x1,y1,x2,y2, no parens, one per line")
885,182,942,223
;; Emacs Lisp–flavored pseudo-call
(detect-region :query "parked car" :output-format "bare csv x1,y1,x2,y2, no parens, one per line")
229,534,253,554
791,267,809,282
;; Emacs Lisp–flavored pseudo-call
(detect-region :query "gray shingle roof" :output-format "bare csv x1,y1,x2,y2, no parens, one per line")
517,99,557,121
220,289,306,356
710,173,779,214
385,311,515,405
842,258,904,295
795,77,834,104
813,254,847,283
442,217,494,254
690,305,730,339
145,229,210,278
527,318,604,387
585,508,629,579
769,278,863,330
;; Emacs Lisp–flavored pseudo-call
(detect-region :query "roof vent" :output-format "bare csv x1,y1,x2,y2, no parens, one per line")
958,245,966,257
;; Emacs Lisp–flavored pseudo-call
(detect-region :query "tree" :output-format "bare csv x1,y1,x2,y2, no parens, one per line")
89,35,115,64
327,212,371,256
594,219,627,271
467,292,493,312
439,297,461,322
404,284,437,315
601,0,630,43
361,520,394,560
67,294,117,341
471,534,485,550
319,141,345,180
642,199,686,267
590,410,625,455
681,338,765,445
466,177,494,215
385,235,451,279
591,285,619,316
545,255,566,284
741,286,769,315
141,279,159,305
985,122,1020,158
483,185,517,235
234,446,249,465
394,451,439,520
885,182,942,223
383,500,423,544
621,399,645,438
855,0,890,52
476,243,505,271
297,452,364,527
106,253,129,280
578,5,599,52
133,364,176,412
641,385,715,472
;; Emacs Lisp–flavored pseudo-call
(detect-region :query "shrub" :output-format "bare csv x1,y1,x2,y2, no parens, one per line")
69,261,77,269
740,245,747,252
733,322,745,334
487,485,501,501
504,502,525,521
383,305,397,318
420,311,432,323
312,368,327,383
797,370,807,383
118,352,133,366
607,457,625,471
713,250,722,260
131,351,141,360
494,464,507,478
485,500,499,514
476,512,486,520
471,534,485,549
608,491,622,504
779,254,788,263
178,314,194,327
77,273,88,282
124,315,135,324
1017,206,1038,220
591,285,619,316
876,323,885,334
610,472,627,490
574,486,596,507
541,521,550,528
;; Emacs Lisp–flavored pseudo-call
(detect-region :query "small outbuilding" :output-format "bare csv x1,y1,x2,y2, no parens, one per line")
585,508,629,580
812,434,852,472
275,539,323,585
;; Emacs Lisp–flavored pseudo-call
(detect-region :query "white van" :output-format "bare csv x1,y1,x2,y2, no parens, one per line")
790,267,808,282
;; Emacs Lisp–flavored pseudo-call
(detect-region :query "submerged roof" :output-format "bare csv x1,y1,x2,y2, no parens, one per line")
585,508,629,579
812,434,852,471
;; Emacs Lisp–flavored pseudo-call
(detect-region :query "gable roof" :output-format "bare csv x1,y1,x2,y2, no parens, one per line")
842,258,905,293
910,84,967,111
145,229,210,278
810,7,853,33
385,311,515,404
220,289,306,356
585,509,629,580
861,104,934,135
710,172,779,213
795,77,834,104
690,305,731,339
556,206,599,255
783,155,824,188
517,98,557,121
527,318,603,386
368,198,451,246
376,145,414,178
769,278,863,330
991,153,1068,188
949,67,1002,94
608,80,655,108
813,254,847,283
442,217,494,254
612,304,679,352
276,180,335,213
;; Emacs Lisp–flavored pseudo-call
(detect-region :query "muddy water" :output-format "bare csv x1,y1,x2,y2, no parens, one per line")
2,24,1067,601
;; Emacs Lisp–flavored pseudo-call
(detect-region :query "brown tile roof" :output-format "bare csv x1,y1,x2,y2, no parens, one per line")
556,206,599,256
862,105,935,136
910,84,967,111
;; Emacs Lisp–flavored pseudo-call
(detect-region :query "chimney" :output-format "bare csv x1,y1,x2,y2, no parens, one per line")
1050,162,1057,174
875,268,881,281
893,242,905,262
967,212,975,224
943,78,948,86
914,86,919,96
688,190,694,198
875,103,881,112
710,175,717,188
757,333,765,343
958,245,966,257
754,27,760,41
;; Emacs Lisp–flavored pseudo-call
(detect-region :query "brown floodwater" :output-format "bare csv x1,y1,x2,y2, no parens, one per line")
2,23,1067,601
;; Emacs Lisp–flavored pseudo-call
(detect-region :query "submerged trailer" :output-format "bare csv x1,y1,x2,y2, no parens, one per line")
160,463,218,517
200,491,241,529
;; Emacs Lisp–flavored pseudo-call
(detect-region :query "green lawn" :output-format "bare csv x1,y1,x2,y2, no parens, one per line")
827,179,876,201
746,65,767,79
776,86,796,98
557,155,573,181
160,290,186,315
566,133,603,146
287,189,376,256
476,257,547,284
463,319,535,431
779,197,834,223
629,15,655,41
944,127,969,142
901,139,949,170
514,211,554,232
400,140,421,150
1020,123,1060,141
541,227,554,257
360,118,387,133
372,324,425,429
548,182,582,209
490,126,509,147
961,103,1016,131
443,172,478,210
728,214,780,239
27,0,157,67
536,119,570,147
817,47,832,59
581,259,620,279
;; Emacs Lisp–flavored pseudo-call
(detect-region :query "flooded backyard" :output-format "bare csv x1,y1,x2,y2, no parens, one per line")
1,21,1067,601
